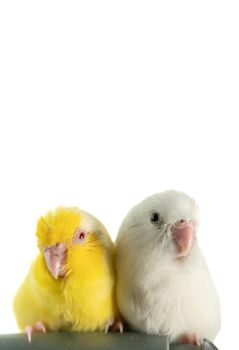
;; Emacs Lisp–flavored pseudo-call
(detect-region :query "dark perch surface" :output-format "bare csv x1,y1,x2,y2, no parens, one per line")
0,332,218,350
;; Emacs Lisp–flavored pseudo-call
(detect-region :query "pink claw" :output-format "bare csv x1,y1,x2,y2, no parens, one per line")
104,320,114,333
35,322,46,333
104,319,124,334
25,325,33,342
25,322,46,342
112,320,124,334
180,333,201,346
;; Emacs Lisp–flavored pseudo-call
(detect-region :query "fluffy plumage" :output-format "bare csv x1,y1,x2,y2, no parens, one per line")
116,190,220,344
13,207,118,338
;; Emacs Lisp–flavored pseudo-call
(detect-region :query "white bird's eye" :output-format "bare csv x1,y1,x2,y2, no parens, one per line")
73,228,88,245
150,212,160,224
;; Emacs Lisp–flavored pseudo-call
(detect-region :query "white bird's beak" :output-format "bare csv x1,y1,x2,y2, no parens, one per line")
172,220,195,258
43,243,67,279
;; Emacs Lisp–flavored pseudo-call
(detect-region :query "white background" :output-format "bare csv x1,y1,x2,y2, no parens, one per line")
0,1,238,349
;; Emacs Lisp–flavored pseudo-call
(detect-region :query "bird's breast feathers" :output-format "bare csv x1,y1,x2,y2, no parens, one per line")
32,251,116,331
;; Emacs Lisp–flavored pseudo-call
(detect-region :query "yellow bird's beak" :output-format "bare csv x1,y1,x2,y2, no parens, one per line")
43,243,67,279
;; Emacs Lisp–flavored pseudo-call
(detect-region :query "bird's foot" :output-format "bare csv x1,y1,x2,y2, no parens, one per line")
104,319,114,333
179,333,201,346
104,319,123,333
25,321,46,342
111,319,123,333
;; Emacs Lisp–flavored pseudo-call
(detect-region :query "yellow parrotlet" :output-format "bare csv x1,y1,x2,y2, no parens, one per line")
13,207,121,341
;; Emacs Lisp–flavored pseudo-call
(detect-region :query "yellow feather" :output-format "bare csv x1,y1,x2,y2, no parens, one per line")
13,207,118,332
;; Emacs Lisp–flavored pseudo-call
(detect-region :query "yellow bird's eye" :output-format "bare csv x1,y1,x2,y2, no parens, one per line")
73,228,88,245
79,232,85,240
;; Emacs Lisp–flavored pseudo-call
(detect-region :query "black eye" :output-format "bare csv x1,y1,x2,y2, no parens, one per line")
150,212,160,223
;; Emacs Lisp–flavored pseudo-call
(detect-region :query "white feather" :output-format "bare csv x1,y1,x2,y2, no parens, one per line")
116,190,220,343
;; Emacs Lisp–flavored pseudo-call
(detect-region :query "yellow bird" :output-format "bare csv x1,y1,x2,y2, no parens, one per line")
13,207,121,341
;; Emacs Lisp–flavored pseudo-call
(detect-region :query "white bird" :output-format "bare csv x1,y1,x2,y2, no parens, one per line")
116,190,220,346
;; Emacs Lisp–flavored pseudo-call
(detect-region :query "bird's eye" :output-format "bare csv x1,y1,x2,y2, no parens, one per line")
79,232,85,240
150,212,160,223
73,228,88,245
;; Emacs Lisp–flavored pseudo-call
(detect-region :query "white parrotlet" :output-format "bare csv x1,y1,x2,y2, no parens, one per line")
115,190,220,345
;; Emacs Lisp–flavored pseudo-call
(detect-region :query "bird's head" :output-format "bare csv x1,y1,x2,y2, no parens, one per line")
36,207,112,279
118,190,199,259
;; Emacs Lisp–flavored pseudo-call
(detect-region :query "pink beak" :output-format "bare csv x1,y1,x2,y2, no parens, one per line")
172,220,195,258
43,243,67,279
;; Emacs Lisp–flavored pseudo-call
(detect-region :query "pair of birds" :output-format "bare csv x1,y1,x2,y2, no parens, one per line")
13,190,220,345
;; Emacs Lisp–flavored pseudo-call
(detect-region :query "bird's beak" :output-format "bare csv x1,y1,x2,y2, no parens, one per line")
172,220,195,258
43,243,67,279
